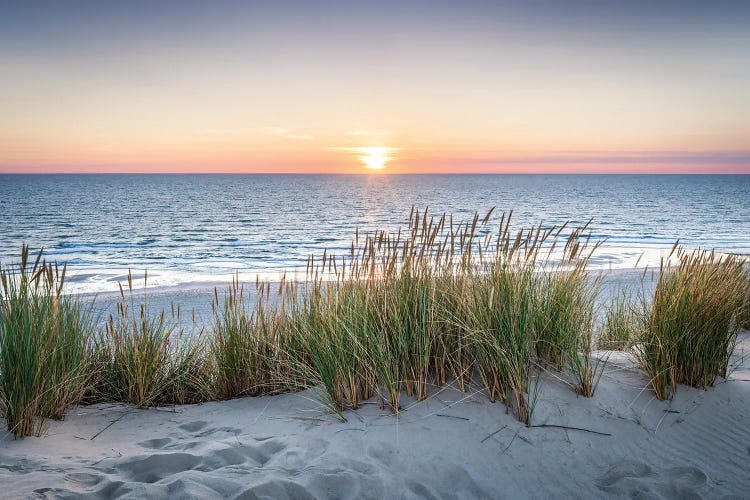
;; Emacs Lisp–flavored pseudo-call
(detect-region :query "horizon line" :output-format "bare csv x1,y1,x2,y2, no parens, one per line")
2,171,749,176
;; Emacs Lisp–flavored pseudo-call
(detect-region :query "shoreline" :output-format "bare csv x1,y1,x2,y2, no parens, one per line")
52,239,715,297
78,266,659,330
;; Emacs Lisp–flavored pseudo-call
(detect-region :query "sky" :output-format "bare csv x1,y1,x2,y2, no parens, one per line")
1,1,749,174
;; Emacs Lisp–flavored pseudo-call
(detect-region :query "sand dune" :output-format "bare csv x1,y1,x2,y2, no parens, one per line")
2,332,749,499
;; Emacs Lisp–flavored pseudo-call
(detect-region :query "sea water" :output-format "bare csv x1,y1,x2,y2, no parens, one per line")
1,174,748,293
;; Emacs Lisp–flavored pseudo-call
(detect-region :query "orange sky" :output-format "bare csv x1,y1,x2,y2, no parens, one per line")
1,2,749,174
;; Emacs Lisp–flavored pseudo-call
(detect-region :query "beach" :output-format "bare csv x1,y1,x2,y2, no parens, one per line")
1,263,749,499
79,267,658,331
2,328,748,499
2,214,749,499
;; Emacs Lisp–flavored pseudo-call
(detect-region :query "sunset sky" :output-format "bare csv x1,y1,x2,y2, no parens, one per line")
1,1,749,174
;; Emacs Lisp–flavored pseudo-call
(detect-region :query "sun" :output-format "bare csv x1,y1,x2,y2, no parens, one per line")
358,147,393,170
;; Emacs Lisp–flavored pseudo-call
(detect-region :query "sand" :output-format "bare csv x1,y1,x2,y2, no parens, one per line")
2,270,747,499
2,327,749,499
83,267,658,330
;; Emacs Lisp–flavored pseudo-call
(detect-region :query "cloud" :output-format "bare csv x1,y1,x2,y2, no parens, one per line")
330,146,399,155
347,130,381,136
430,150,750,166
264,126,314,140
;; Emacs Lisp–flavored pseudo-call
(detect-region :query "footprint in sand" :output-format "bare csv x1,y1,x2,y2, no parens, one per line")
114,452,202,483
177,420,209,433
597,460,708,499
196,425,242,438
137,437,173,450
107,434,291,487
64,471,104,487
236,479,317,500
366,442,400,467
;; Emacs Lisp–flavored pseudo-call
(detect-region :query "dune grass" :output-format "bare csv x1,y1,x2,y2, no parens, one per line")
278,209,604,422
467,264,539,423
432,273,473,391
638,247,749,400
287,214,451,415
0,246,94,437
535,224,602,396
90,272,210,407
742,269,750,330
597,289,647,351
538,267,600,397
210,277,291,399
2,210,748,437
292,282,366,414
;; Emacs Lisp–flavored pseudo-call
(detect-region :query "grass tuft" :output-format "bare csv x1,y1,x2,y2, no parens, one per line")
0,246,94,438
90,271,209,407
638,247,748,400
597,289,647,351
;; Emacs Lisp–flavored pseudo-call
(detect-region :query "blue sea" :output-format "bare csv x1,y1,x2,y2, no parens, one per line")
1,174,748,293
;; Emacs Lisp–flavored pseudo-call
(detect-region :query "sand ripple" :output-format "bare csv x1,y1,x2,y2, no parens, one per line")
2,333,750,499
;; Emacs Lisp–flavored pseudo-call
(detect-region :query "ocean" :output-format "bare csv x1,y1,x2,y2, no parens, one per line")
1,174,748,293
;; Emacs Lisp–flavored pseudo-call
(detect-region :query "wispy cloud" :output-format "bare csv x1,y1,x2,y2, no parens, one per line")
330,146,399,155
347,130,381,137
264,127,314,141
429,150,750,166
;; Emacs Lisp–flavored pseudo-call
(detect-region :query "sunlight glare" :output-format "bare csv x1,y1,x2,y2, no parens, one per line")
359,147,393,170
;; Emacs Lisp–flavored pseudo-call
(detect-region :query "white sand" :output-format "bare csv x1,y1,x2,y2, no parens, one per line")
83,268,659,332
2,330,749,499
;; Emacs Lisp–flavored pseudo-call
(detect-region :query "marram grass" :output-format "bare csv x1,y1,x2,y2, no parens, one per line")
210,277,293,399
281,209,604,422
597,289,648,351
638,246,749,400
1,210,748,438
90,271,210,407
0,246,94,437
